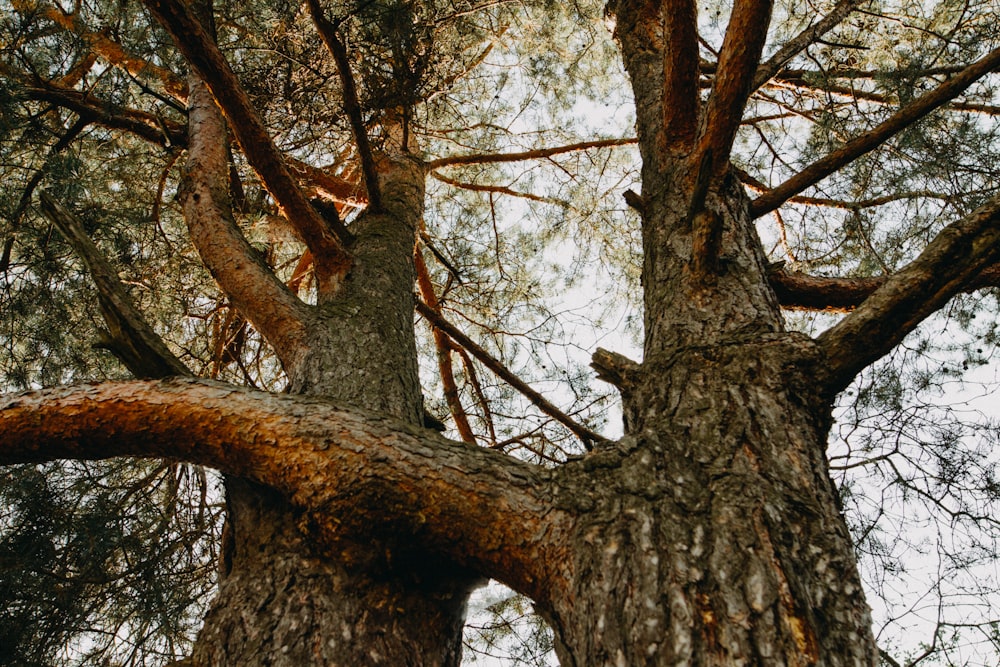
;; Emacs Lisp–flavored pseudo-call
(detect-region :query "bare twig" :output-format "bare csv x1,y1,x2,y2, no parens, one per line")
415,247,477,444
426,137,637,170
751,43,1000,217
415,301,606,449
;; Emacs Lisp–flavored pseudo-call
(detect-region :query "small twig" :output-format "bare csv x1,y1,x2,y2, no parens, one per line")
426,137,637,170
415,247,477,444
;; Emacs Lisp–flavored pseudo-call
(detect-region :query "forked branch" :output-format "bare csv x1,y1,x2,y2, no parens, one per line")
751,43,1000,217
817,194,1000,393
142,0,351,280
183,75,311,369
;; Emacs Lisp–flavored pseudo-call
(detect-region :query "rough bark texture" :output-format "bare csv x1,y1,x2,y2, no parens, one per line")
543,335,876,666
189,154,479,665
13,1,1000,665
541,5,883,662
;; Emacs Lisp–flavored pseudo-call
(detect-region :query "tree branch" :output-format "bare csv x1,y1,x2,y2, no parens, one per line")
696,0,773,181
752,0,862,91
1,116,89,273
17,80,186,146
661,0,700,150
816,194,1000,394
750,43,1000,217
430,171,568,206
770,264,1000,311
415,302,607,449
0,377,565,602
18,0,188,101
182,74,311,371
305,0,383,212
415,247,477,444
766,72,1000,116
142,0,351,284
38,192,191,379
425,137,638,170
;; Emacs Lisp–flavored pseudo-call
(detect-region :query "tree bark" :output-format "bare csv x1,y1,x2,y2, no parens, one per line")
188,152,480,665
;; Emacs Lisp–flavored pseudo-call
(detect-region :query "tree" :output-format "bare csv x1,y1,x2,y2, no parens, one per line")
2,0,1000,664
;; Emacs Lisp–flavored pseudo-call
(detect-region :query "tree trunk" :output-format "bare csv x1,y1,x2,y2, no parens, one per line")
548,335,877,666
191,157,479,666
194,478,473,667
538,165,880,664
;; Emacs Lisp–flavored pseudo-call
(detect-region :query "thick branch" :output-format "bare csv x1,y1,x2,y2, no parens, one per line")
696,0,773,180
183,74,311,369
771,264,1000,311
142,0,351,281
751,44,1000,217
38,192,191,379
305,0,383,212
817,195,1000,393
752,0,862,91
661,0,700,150
415,302,606,448
0,378,564,602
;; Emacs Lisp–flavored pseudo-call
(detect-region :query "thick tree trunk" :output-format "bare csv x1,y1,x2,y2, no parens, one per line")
191,157,479,665
531,6,882,663
194,478,473,667
539,167,880,663
548,335,877,666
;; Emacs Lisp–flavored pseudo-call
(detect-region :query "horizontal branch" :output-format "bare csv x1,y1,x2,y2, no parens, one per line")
817,194,1000,393
430,171,568,206
0,378,565,601
767,73,1000,116
18,81,186,146
416,302,607,448
425,138,637,170
771,264,1000,311
751,43,1000,217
